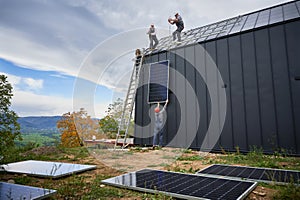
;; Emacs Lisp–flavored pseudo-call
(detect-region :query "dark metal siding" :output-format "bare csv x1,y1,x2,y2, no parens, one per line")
286,20,300,154
135,19,300,155
216,38,234,151
241,32,262,149
228,35,248,151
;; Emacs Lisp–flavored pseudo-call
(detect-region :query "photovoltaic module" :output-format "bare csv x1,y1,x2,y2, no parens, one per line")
101,168,257,200
0,182,56,200
197,164,300,184
2,160,96,178
148,60,169,103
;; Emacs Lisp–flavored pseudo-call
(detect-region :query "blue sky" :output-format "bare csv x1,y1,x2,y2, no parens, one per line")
0,0,292,118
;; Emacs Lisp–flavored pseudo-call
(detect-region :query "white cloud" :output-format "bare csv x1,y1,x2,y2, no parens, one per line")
1,72,43,91
23,78,43,91
0,0,292,84
0,0,293,117
2,72,108,118
12,90,72,117
2,72,21,87
11,89,108,118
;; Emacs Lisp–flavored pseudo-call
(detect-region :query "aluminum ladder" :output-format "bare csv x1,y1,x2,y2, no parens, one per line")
114,52,144,149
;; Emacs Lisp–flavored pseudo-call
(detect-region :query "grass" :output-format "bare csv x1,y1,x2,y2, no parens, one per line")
176,155,204,161
1,144,300,199
273,181,300,199
172,147,300,199
215,147,300,170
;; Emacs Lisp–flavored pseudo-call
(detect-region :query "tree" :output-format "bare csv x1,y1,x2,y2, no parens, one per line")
106,98,123,121
0,75,21,155
57,108,100,147
99,115,118,136
99,98,123,137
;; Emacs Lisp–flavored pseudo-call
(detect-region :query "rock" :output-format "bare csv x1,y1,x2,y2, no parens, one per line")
7,179,15,184
253,191,266,196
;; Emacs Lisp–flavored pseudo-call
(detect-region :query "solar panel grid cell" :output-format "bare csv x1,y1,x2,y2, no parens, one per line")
283,3,300,20
297,1,300,13
255,10,270,27
242,13,259,31
269,6,284,24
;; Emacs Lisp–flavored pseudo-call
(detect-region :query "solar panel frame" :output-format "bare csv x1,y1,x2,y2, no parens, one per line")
0,182,56,200
2,160,96,178
148,60,169,104
101,168,257,200
197,164,300,185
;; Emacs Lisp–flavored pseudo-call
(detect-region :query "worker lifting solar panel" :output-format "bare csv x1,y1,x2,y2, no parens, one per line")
0,182,56,200
1,160,96,178
101,169,257,200
148,60,169,104
197,164,300,185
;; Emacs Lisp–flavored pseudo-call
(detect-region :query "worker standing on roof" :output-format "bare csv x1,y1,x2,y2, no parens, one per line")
147,24,159,50
168,13,184,43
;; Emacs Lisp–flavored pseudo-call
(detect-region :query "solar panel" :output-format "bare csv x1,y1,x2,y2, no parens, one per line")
2,160,96,178
197,164,300,184
101,169,257,200
144,1,300,55
148,60,169,104
0,182,56,200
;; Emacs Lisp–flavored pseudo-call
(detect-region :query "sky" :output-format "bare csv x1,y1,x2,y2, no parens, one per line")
0,0,293,118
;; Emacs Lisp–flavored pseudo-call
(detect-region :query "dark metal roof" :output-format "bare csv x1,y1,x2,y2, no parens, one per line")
145,0,300,55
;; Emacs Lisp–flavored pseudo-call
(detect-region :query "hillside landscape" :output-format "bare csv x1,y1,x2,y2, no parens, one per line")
17,116,62,146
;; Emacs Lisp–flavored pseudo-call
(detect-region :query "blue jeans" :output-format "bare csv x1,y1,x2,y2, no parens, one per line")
153,126,164,146
149,35,159,49
172,26,184,42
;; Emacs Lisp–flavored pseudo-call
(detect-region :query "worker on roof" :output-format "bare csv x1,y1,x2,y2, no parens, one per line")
147,24,159,50
168,13,184,43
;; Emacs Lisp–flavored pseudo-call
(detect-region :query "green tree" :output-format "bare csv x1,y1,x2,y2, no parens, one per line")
99,115,118,135
0,75,21,155
99,98,123,137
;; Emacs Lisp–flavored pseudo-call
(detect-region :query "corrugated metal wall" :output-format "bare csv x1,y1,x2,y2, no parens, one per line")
134,19,300,155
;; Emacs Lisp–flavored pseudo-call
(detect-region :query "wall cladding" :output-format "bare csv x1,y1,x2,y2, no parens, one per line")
135,20,300,155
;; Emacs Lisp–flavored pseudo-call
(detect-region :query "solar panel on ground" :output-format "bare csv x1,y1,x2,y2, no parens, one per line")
0,182,56,200
101,169,257,200
148,60,169,104
197,164,300,184
2,160,96,178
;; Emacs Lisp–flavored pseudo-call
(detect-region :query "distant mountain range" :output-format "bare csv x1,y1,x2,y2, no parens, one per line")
18,116,62,134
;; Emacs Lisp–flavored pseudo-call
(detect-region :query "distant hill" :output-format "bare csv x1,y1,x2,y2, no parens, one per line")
18,116,62,134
